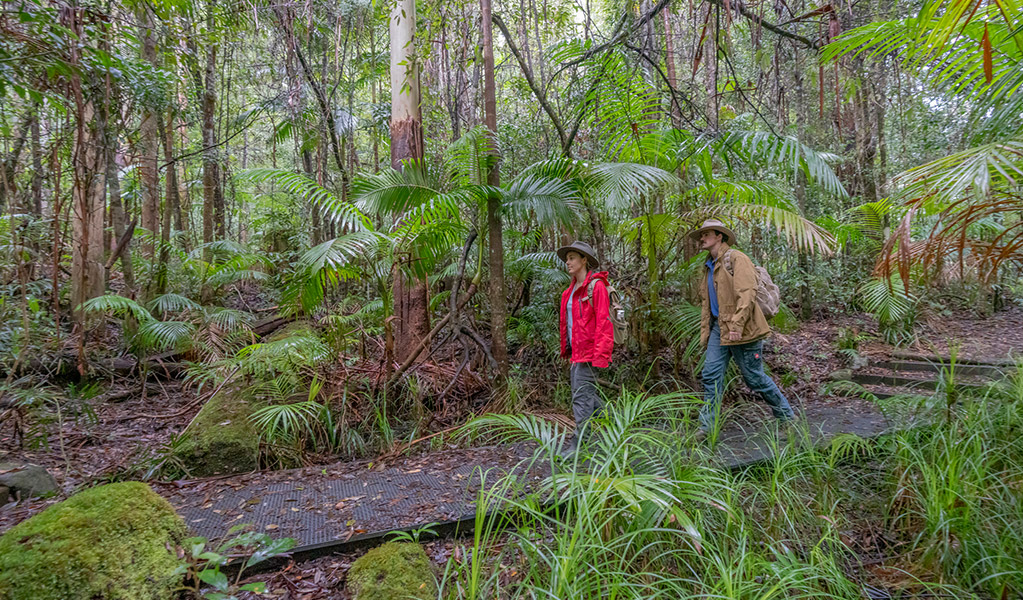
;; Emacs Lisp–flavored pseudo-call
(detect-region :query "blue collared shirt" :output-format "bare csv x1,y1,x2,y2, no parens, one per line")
706,257,719,318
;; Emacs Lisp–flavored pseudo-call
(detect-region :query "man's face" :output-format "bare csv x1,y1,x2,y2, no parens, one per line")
565,251,587,278
700,230,724,252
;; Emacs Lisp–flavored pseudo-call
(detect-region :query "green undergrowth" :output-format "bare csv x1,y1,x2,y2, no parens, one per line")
445,373,1023,599
0,481,186,600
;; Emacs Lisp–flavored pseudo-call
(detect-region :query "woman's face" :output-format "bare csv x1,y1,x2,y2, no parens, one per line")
565,251,587,278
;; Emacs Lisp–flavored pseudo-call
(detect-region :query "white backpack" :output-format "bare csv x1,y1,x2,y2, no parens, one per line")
722,250,781,320
582,279,628,343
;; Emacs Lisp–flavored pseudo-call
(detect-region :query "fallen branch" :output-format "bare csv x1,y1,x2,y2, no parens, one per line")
104,217,137,270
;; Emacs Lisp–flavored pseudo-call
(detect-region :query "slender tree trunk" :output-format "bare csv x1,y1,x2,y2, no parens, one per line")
794,54,812,320
481,0,508,382
662,7,681,128
30,115,43,216
389,0,430,365
201,0,222,257
105,131,135,293
68,54,106,342
137,5,161,259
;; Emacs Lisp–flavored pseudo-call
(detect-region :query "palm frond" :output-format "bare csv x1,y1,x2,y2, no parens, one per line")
894,139,1023,210
80,294,154,323
502,175,581,228
858,276,916,327
662,301,704,362
352,161,444,216
717,131,848,198
241,168,371,231
204,307,255,333
586,52,663,159
683,179,837,254
287,232,385,312
147,293,202,317
584,162,680,211
445,125,499,187
134,320,197,353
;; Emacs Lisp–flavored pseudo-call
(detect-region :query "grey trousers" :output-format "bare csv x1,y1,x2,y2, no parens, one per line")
570,361,603,446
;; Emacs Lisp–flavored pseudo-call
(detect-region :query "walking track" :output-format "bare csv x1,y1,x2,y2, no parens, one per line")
155,400,890,562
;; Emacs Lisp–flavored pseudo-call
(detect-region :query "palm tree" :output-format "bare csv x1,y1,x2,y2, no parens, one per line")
824,0,1023,295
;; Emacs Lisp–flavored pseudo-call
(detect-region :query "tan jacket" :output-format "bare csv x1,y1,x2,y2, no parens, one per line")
699,244,772,347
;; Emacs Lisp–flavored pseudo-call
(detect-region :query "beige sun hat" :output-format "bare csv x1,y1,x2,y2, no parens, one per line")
556,241,600,269
689,219,737,245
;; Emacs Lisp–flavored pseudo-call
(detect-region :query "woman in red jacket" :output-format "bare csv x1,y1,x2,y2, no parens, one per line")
557,241,614,457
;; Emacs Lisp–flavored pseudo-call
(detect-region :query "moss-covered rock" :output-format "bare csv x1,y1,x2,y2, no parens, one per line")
347,542,437,600
0,481,186,600
173,385,265,477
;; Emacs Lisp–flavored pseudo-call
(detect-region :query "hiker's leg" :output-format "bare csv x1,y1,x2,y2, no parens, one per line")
734,340,795,421
571,361,601,441
699,321,729,431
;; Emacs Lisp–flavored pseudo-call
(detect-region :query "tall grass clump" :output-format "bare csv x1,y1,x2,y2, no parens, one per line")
454,391,882,599
887,365,1023,598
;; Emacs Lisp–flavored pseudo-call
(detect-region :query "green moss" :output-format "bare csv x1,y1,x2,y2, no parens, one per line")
770,304,800,334
347,542,437,600
0,482,186,600
173,386,265,477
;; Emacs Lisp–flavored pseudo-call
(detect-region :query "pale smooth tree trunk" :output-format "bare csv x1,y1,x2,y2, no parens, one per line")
481,0,508,382
389,0,430,365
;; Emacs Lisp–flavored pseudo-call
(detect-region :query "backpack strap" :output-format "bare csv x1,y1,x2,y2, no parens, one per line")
722,249,735,277
582,278,606,303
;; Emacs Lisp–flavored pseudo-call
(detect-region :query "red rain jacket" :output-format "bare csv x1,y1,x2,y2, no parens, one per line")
559,271,614,368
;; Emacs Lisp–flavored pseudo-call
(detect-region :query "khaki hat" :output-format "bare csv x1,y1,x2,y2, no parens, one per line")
557,241,600,269
689,219,736,245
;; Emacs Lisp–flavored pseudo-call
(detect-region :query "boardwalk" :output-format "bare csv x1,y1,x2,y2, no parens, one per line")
156,399,889,559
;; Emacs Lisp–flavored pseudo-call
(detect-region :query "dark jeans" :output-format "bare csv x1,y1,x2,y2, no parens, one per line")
700,320,795,431
568,361,603,450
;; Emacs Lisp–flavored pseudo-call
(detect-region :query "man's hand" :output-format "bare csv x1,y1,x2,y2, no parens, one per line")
727,330,742,342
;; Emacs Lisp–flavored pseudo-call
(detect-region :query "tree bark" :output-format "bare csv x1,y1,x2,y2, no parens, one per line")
389,0,431,365
481,0,508,382
137,4,161,259
794,51,813,320
200,0,222,257
68,21,106,330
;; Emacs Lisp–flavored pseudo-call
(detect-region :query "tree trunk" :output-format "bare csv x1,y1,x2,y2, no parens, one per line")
105,130,135,293
481,0,508,382
137,5,161,259
794,52,813,320
69,73,106,330
389,0,431,365
662,6,681,128
201,0,222,258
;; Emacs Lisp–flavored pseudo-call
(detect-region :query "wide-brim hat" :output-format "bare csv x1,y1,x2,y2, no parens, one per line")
689,219,736,244
557,241,600,269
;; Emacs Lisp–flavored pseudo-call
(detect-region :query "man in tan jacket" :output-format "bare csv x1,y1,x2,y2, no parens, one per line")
691,219,795,437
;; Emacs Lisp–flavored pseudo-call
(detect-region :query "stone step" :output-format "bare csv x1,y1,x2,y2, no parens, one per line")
871,359,1010,379
851,372,990,392
889,349,1019,368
